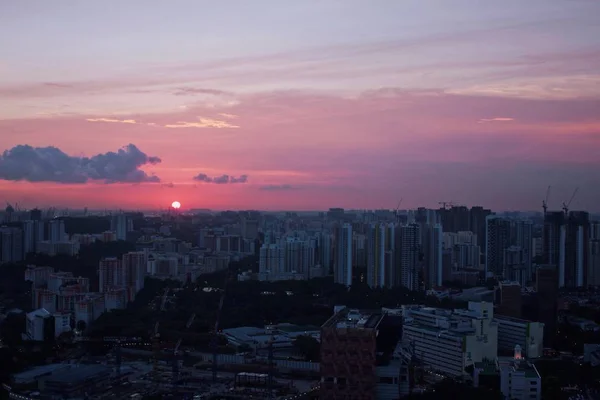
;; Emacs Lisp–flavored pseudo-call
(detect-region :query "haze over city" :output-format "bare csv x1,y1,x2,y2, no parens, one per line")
1,0,600,211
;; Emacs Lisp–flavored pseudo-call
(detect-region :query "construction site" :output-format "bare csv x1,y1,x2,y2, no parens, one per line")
5,282,321,400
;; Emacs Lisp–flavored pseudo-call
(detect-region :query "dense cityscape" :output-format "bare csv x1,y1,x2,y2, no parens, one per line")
0,200,599,399
2,1,599,399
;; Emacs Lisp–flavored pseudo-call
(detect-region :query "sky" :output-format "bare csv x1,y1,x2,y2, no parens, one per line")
1,0,599,212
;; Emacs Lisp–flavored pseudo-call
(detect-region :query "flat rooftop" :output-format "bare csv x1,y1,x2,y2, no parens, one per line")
322,307,384,330
46,365,111,384
499,357,540,379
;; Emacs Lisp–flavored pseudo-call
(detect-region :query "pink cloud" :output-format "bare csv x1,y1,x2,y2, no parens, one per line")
1,89,599,210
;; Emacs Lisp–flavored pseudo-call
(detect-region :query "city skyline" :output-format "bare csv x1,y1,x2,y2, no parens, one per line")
1,1,600,211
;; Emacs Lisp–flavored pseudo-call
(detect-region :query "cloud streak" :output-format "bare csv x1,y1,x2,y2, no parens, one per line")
193,173,248,184
164,117,239,129
259,184,297,191
0,144,161,184
86,118,138,124
478,117,515,123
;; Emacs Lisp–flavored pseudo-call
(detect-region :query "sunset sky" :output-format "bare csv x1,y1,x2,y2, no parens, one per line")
1,0,599,211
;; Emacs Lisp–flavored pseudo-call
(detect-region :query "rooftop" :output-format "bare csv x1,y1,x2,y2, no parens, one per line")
46,364,111,384
322,306,384,330
12,364,71,382
498,357,540,379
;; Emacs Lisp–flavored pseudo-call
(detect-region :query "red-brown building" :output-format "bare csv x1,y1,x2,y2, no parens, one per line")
320,307,384,400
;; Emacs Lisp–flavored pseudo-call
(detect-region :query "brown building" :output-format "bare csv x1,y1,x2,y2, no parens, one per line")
496,281,522,318
320,307,384,400
536,265,559,346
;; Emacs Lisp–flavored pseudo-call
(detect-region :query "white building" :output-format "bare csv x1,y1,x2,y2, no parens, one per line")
26,308,71,341
401,302,498,377
499,348,542,400
495,315,544,359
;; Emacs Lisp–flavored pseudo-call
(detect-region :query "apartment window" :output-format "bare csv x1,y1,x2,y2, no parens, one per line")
530,388,537,392
378,377,393,384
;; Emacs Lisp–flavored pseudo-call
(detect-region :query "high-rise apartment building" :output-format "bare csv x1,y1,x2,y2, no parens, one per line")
98,258,125,292
334,223,352,286
122,252,146,293
110,214,132,241
396,224,420,290
49,219,67,243
423,223,443,289
283,237,316,277
589,240,600,287
258,244,285,277
485,217,532,281
563,211,590,288
0,226,23,264
366,223,386,288
543,211,566,274
317,232,333,273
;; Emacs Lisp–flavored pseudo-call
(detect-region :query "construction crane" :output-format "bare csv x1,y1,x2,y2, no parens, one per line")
172,312,196,386
211,273,232,383
151,288,170,380
394,198,403,215
542,186,551,217
267,332,276,400
562,187,579,216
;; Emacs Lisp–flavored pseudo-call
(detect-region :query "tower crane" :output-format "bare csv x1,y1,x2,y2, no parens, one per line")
542,186,551,217
211,273,232,383
151,288,170,380
172,313,196,386
562,187,579,216
394,198,403,217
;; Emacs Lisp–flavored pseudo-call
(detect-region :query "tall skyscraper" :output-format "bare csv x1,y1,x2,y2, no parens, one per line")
315,232,333,273
423,223,443,289
49,219,67,243
98,258,124,292
111,214,132,241
283,237,315,277
396,223,420,290
543,211,566,276
0,227,23,264
259,244,285,277
588,240,600,287
334,223,352,286
544,211,591,288
366,223,386,288
122,252,146,293
564,211,590,288
485,216,533,281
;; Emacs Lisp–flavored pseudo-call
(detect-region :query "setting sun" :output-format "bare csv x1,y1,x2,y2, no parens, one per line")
171,201,181,209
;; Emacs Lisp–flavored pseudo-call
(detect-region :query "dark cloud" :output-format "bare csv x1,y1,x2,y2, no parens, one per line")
0,144,161,184
193,173,248,184
173,87,229,96
259,184,296,191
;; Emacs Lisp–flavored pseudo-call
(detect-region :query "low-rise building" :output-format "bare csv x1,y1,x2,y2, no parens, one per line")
495,315,544,358
401,302,498,377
